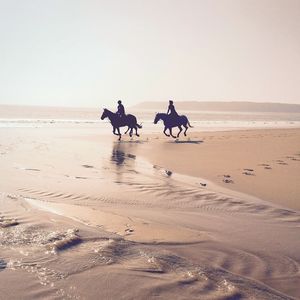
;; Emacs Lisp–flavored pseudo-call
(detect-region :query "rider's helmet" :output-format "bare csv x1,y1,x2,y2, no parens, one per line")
169,100,173,104
118,100,122,104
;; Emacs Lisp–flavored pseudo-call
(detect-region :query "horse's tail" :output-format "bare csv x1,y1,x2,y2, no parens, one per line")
136,123,142,129
187,119,193,128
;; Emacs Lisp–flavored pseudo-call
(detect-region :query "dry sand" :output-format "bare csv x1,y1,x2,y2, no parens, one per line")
0,125,300,299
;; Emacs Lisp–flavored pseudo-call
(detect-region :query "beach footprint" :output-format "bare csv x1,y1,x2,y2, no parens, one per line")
286,156,300,162
243,169,255,176
222,175,234,184
276,160,288,165
258,163,272,170
82,164,94,169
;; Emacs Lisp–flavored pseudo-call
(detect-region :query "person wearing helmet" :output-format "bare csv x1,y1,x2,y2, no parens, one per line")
116,100,125,119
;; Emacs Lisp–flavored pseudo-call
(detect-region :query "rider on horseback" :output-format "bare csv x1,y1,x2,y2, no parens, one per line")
167,100,179,126
116,100,125,119
167,100,179,117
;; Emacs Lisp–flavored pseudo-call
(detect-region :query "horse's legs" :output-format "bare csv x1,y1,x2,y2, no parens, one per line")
113,127,118,135
129,127,133,137
163,127,170,137
135,127,140,137
125,127,130,134
169,128,176,139
117,127,121,140
177,126,182,138
184,125,188,136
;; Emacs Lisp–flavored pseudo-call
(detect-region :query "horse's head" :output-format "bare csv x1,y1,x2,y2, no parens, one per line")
101,108,108,120
154,113,161,124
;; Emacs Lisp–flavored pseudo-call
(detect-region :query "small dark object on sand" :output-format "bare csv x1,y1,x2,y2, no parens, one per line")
200,183,207,187
165,170,172,176
0,217,19,228
223,179,234,184
82,164,94,168
223,174,231,178
243,171,254,176
244,168,254,172
264,166,272,170
0,259,7,270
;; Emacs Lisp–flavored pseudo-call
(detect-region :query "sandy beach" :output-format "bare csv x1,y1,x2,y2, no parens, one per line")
1,0,300,298
0,122,300,299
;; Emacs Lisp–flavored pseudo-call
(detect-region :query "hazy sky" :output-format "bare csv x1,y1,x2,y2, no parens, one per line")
0,0,299,107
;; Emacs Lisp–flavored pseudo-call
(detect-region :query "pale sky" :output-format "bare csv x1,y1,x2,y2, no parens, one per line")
0,0,299,107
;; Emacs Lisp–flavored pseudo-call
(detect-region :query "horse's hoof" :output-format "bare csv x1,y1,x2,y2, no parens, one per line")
136,134,140,137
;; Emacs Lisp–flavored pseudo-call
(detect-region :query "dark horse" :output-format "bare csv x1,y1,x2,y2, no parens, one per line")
154,113,193,138
101,108,142,140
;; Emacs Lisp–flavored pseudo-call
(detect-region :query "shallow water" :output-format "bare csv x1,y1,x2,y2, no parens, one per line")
1,109,300,132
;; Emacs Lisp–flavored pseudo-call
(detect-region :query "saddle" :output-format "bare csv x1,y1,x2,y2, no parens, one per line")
168,114,180,126
116,113,128,126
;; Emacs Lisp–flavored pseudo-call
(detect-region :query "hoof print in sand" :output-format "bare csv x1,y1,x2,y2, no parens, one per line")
222,175,234,184
286,156,300,161
82,164,94,169
276,160,288,165
258,164,272,170
243,169,255,176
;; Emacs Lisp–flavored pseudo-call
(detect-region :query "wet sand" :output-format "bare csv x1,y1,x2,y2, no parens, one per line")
0,126,300,299
136,129,300,211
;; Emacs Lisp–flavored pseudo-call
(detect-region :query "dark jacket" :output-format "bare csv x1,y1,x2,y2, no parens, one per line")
167,103,178,116
117,104,125,116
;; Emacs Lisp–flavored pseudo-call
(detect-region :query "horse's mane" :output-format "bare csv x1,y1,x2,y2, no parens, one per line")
104,108,116,115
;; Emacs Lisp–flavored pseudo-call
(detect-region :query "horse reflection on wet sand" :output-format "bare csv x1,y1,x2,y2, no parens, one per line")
154,113,193,138
101,108,142,141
